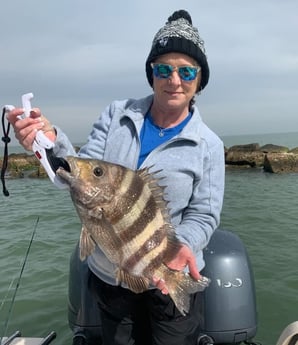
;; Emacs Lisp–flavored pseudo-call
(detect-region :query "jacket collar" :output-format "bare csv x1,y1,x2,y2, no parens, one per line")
121,94,203,144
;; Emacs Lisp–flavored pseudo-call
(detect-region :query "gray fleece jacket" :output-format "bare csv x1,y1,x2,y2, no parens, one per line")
53,94,225,285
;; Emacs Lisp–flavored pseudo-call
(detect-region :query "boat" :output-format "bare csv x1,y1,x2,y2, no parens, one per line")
0,331,56,345
2,229,297,345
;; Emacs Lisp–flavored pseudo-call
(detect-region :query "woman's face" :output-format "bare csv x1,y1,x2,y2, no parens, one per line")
152,52,201,112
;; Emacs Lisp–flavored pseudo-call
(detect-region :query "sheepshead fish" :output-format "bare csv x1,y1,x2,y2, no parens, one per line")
56,156,209,315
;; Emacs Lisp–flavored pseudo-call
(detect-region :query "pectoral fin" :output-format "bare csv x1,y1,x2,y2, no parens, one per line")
79,225,96,261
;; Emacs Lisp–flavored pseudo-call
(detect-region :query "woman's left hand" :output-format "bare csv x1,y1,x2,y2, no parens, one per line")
153,244,201,294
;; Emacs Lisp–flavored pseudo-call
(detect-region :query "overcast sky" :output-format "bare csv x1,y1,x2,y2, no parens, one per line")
1,0,297,144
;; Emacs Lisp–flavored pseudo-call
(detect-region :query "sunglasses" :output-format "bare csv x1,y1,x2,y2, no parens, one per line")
151,63,200,81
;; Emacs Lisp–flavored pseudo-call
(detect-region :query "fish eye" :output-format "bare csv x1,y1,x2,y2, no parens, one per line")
93,166,103,177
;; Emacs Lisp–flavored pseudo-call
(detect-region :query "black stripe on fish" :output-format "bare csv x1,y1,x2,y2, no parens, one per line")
121,225,168,272
118,193,158,243
122,226,181,277
142,231,182,278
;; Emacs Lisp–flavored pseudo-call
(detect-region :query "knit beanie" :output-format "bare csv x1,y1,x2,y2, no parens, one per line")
146,10,209,92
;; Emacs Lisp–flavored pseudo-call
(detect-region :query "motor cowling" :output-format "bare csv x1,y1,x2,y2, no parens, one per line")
199,229,257,344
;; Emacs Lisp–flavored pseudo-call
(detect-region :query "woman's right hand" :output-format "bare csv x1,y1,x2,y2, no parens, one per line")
6,108,56,151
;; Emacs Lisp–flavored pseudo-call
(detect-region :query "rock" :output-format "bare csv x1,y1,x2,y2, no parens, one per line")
7,153,38,169
263,153,298,173
28,166,48,178
228,143,260,152
0,153,40,178
225,143,264,168
225,151,264,168
260,144,289,153
289,147,298,154
225,143,297,172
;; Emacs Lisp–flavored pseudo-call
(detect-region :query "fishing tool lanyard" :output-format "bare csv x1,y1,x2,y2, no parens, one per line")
1,107,11,196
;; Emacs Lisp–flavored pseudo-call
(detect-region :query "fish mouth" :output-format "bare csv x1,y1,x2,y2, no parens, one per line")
46,149,71,174
55,156,76,184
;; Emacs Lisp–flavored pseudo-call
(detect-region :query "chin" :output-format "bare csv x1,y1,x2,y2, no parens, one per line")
165,99,187,109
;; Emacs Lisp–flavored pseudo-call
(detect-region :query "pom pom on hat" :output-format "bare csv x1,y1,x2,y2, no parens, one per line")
145,10,209,92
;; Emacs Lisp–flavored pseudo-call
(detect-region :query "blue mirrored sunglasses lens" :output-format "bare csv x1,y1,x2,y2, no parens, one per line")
178,67,198,81
152,64,198,81
153,64,173,78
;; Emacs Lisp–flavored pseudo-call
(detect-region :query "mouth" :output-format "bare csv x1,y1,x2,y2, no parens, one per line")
164,90,183,97
44,151,73,186
55,157,74,184
56,167,73,186
46,149,71,174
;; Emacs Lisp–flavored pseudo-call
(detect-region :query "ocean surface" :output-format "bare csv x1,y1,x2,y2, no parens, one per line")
1,132,298,345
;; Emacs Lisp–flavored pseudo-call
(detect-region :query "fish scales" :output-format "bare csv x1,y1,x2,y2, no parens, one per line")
105,169,144,226
113,177,154,232
118,194,159,243
122,225,168,274
120,212,166,260
56,156,210,315
109,169,173,277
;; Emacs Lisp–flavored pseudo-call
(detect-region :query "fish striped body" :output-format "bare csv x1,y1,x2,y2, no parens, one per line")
56,156,210,315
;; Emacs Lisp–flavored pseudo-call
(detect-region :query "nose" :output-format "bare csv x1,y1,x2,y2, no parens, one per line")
168,69,181,85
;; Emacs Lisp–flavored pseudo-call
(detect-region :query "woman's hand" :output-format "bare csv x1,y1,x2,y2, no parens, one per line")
6,108,56,151
153,244,201,294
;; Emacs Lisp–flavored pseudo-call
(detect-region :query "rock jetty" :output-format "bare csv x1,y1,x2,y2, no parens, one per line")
1,143,298,177
0,152,48,179
225,143,298,173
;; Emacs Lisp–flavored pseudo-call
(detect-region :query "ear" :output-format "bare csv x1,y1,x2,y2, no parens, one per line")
196,72,202,93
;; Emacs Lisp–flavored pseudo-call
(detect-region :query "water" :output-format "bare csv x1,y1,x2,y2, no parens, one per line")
1,133,298,345
0,179,79,344
221,169,298,345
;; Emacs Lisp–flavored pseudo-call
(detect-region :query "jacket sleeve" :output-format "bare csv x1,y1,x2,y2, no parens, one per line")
175,140,225,254
52,126,77,157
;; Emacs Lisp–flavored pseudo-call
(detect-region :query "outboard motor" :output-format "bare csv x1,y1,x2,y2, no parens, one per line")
68,229,257,345
198,229,257,344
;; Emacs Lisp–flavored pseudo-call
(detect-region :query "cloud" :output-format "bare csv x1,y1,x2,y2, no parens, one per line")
0,0,297,143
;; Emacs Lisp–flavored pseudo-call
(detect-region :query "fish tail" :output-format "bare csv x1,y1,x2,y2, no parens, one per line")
161,266,210,316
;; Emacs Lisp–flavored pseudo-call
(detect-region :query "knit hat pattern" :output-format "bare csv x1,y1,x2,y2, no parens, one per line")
146,10,210,91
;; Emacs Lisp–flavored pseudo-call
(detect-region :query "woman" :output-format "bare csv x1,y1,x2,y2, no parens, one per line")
8,9,225,345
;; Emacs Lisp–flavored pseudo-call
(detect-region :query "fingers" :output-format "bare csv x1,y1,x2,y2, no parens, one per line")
6,108,25,125
152,276,169,295
165,244,202,281
6,107,42,125
15,118,45,151
39,115,56,135
30,108,42,119
6,107,50,151
187,255,201,281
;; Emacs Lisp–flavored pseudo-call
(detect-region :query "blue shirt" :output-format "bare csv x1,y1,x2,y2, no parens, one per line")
138,112,192,168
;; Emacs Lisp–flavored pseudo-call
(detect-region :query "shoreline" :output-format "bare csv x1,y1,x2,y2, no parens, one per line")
2,142,298,175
